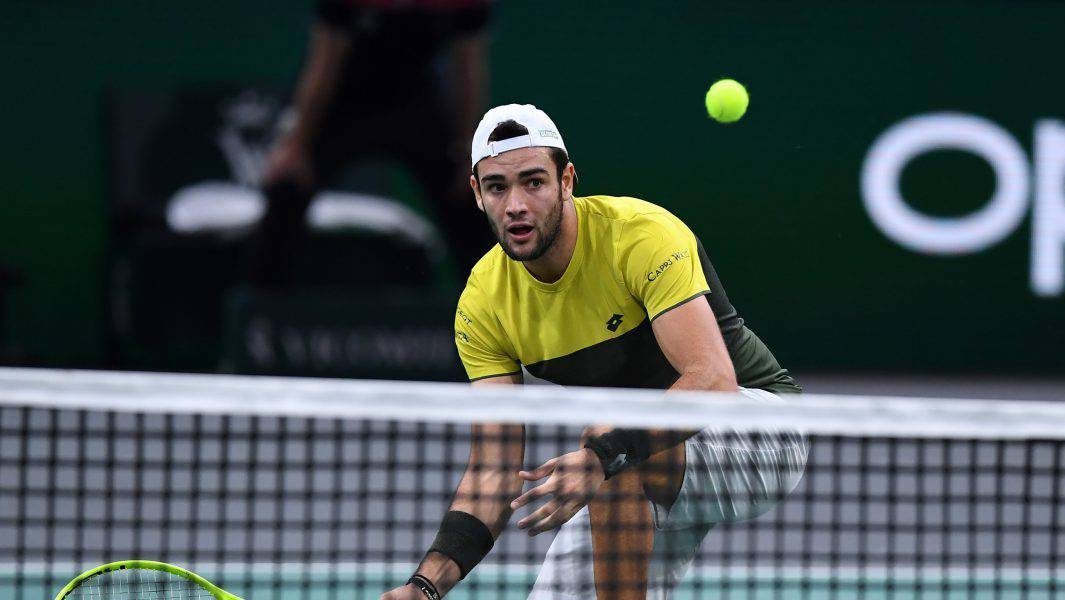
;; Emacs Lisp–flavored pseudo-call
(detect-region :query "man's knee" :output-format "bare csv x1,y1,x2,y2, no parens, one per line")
639,443,686,510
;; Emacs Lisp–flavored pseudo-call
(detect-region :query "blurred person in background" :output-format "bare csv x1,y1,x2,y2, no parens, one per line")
249,0,495,286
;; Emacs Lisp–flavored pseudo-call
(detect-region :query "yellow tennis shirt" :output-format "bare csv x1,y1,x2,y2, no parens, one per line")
454,195,798,392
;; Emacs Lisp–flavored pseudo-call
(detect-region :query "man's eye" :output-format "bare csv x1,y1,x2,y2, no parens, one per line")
489,184,505,193
528,179,543,188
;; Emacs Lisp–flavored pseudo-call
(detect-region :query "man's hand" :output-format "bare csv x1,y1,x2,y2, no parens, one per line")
510,448,606,536
379,583,427,600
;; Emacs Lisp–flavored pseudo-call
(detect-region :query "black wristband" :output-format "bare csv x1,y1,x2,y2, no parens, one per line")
583,428,652,479
406,574,441,600
427,510,495,579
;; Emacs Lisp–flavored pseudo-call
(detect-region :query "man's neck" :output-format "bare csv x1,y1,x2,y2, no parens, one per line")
524,199,578,284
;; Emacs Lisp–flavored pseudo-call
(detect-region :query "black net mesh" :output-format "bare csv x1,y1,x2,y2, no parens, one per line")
2,372,1064,599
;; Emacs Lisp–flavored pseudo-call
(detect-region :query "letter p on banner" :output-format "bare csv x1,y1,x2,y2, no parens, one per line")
1033,119,1065,297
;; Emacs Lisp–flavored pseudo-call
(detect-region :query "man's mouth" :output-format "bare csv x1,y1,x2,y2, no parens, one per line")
506,224,534,241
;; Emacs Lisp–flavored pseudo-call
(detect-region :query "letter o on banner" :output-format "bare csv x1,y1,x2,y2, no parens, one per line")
861,113,1030,254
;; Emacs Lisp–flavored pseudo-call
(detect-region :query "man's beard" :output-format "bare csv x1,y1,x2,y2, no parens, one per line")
488,190,565,262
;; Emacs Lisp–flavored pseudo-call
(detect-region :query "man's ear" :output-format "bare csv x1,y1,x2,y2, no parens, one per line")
562,162,577,199
469,174,485,212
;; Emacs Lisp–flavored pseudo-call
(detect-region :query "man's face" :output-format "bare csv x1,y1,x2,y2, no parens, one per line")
472,147,572,262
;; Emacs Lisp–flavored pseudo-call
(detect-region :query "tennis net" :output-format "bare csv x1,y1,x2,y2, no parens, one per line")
2,367,1064,599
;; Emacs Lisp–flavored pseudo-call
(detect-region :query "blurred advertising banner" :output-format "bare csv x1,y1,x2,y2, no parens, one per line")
221,288,464,381
862,113,1064,297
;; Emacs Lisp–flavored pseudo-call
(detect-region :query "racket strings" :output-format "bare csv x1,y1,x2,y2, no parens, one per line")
65,568,215,600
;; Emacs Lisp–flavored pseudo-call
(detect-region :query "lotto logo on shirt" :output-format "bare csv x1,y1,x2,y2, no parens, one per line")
646,249,691,282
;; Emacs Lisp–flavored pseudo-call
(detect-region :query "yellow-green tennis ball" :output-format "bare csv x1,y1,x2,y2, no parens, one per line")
705,79,749,123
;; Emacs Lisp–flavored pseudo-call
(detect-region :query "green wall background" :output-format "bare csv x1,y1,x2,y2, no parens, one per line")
2,1,1063,372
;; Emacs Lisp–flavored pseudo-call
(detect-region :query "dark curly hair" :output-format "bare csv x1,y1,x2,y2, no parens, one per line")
472,120,569,187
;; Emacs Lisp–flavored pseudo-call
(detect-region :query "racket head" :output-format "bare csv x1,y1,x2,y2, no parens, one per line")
54,560,242,600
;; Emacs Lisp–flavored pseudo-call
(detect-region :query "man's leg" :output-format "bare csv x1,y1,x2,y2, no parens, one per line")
641,390,808,598
641,442,687,509
539,390,806,600
589,469,652,599
588,442,686,599
529,444,683,600
598,388,807,599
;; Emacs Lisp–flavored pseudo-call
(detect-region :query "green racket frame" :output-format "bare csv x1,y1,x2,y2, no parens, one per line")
54,559,244,600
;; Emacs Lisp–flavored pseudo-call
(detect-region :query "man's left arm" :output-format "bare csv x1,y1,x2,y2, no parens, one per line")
577,296,735,475
654,294,737,392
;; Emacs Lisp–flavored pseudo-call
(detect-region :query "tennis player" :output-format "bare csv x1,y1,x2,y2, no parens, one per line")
381,105,807,600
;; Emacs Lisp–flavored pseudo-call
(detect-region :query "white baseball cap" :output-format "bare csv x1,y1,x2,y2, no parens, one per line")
470,104,567,168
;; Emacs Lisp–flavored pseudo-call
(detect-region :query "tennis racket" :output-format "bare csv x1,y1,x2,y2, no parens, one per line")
54,559,244,600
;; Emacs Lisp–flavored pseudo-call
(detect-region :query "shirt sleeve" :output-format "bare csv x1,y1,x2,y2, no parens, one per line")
454,281,520,381
619,212,711,321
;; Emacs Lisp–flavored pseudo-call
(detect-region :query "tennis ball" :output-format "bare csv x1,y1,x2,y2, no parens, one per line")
705,79,749,123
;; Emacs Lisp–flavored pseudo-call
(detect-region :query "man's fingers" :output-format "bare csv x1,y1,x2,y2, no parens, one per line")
516,499,559,531
510,480,553,510
518,457,558,481
527,501,582,536
514,449,606,535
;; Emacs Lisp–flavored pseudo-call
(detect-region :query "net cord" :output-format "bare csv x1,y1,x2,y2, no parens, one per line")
1,367,1062,439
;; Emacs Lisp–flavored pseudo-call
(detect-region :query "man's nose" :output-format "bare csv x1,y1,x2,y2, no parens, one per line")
504,190,529,217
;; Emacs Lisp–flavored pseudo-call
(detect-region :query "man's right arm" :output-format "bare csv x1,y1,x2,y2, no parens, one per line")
381,373,524,599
